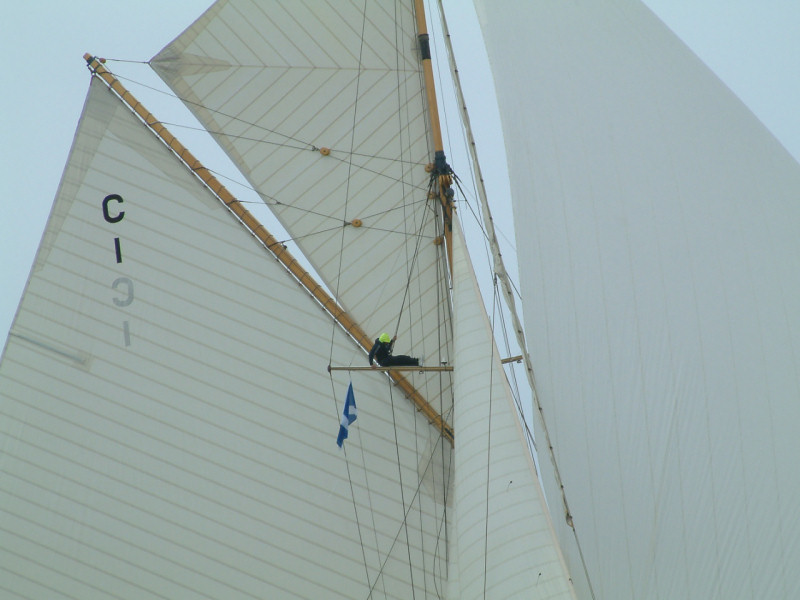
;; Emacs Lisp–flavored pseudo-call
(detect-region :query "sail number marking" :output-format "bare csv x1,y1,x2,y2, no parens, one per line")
104,193,132,346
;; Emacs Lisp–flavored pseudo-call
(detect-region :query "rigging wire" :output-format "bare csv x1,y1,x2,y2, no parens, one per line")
421,19,457,592
105,70,433,215
393,177,437,337
431,183,454,600
388,382,417,599
394,7,419,593
458,178,538,474
110,69,431,168
482,274,499,600
395,5,437,596
326,7,383,596
97,57,148,64
459,165,539,450
452,176,526,302
328,0,367,367
365,420,450,600
452,176,541,468
274,221,434,252
167,118,432,190
453,174,542,464
328,377,372,593
354,384,391,600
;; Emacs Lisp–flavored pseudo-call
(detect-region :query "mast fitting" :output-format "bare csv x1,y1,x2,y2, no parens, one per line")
418,33,431,60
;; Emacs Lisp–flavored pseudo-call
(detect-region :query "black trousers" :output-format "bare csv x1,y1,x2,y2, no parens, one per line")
381,355,418,367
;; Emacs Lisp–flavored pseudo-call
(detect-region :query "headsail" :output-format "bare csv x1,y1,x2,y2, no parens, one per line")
450,222,575,599
0,76,452,599
477,0,800,598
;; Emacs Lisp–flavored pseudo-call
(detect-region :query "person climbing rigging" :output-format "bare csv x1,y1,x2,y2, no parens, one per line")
369,332,420,368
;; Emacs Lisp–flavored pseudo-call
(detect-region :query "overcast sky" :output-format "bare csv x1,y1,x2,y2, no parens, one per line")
2,0,799,345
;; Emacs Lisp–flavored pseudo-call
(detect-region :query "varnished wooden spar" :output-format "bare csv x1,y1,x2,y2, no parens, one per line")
84,54,454,445
328,356,522,371
413,0,454,275
328,365,453,372
502,355,523,364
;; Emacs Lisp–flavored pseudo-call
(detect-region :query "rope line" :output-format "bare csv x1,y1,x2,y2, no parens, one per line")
266,220,436,251
328,0,367,366
365,419,450,599
481,275,499,599
388,382,416,599
114,71,430,169
100,57,149,64
393,177,437,336
328,376,372,592
327,8,379,596
453,176,525,304
430,185,453,600
355,387,391,600
161,118,429,172
156,116,432,193
394,6,430,594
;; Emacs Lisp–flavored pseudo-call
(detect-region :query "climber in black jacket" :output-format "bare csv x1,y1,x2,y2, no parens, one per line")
368,332,420,368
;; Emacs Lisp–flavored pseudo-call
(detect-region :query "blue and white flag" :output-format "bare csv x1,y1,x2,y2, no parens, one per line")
336,382,357,448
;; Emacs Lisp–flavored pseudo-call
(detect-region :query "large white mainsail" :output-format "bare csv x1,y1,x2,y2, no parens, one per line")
477,0,800,598
0,75,451,599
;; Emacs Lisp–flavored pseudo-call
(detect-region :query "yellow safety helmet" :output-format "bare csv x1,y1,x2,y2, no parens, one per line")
379,333,391,343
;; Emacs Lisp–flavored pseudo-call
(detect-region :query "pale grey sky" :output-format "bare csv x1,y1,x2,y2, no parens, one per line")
2,0,799,345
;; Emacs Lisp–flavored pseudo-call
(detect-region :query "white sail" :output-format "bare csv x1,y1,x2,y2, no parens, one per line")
150,0,451,378
450,221,575,599
476,1,800,598
0,77,452,599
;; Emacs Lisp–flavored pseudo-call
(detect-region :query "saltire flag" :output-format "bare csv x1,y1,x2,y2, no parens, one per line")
336,382,357,448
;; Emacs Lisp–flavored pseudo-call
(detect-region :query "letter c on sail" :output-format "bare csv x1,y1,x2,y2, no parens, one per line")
112,277,134,307
103,194,125,223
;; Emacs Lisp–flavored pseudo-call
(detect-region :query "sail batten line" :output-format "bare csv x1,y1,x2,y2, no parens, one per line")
0,404,370,594
84,54,454,446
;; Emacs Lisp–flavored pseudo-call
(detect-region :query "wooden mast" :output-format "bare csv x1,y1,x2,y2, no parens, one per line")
84,54,454,445
413,0,454,276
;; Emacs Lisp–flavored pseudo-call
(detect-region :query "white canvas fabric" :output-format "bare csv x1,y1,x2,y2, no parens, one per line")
476,1,800,598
